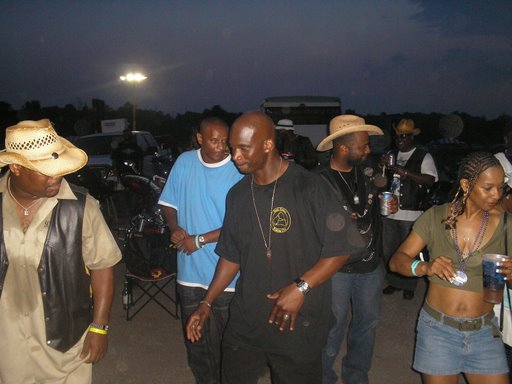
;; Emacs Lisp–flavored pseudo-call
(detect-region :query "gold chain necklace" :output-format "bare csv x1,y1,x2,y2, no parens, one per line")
7,178,42,216
250,157,282,262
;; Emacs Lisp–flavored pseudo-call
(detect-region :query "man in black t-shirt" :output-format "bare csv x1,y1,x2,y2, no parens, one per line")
185,111,362,384
316,114,387,384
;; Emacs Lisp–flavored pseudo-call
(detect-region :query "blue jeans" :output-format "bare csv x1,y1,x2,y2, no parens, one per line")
414,307,508,375
177,285,234,384
382,218,418,291
322,264,384,384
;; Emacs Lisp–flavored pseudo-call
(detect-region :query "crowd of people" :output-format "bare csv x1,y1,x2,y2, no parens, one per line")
0,114,511,384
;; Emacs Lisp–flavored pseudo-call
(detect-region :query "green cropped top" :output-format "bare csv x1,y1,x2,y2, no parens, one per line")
413,203,511,292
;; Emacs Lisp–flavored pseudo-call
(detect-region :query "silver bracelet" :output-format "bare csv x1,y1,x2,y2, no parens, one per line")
199,300,212,308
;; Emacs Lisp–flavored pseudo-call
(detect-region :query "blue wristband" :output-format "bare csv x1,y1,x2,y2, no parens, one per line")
195,235,200,249
411,260,421,276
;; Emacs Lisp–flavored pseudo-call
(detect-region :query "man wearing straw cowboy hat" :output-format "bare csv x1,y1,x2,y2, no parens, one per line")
381,118,438,300
0,119,121,383
316,114,389,384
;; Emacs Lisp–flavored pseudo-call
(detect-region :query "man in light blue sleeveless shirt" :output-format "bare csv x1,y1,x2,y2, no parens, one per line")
158,117,243,384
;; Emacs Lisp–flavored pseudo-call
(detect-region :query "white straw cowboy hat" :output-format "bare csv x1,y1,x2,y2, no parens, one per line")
317,115,383,151
275,119,295,131
0,119,88,177
394,118,421,136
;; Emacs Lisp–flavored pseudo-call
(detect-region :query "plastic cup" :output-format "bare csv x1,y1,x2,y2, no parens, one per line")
482,253,510,304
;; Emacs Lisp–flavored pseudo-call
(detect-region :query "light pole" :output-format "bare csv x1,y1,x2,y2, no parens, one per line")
120,72,147,131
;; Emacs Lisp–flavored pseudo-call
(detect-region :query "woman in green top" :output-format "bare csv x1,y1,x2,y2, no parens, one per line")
390,151,510,384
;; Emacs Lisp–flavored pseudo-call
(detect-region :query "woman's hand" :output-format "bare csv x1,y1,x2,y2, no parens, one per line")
423,256,457,282
497,257,512,283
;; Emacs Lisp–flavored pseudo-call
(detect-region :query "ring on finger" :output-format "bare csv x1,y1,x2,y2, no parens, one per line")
283,313,290,321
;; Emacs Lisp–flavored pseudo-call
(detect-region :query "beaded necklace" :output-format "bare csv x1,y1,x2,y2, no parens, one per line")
449,204,489,286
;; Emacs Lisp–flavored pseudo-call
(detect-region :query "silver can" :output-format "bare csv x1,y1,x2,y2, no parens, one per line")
387,152,396,167
380,191,393,216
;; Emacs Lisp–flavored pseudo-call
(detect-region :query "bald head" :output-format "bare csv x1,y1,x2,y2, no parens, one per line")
229,111,279,175
231,111,275,142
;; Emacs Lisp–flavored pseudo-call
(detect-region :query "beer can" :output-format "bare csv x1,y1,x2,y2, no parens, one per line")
380,191,393,216
387,153,396,167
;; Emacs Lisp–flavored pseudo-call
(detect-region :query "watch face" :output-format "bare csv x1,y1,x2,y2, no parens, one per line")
198,236,205,243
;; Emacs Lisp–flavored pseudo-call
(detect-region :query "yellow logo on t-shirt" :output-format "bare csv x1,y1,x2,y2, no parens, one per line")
271,207,291,233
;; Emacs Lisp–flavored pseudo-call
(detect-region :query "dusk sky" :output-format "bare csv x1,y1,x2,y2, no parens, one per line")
0,1,511,118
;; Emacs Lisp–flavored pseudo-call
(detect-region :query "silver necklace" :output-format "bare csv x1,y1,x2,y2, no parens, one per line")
337,170,359,205
7,178,42,216
250,158,282,262
335,169,373,261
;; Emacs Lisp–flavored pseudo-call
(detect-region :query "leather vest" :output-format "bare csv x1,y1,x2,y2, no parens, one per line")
317,164,382,274
0,186,91,353
394,147,430,211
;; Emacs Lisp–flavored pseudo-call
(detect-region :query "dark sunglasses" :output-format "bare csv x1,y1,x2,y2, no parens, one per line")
396,133,412,139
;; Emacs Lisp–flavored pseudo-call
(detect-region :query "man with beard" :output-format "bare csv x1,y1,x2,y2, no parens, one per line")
185,111,362,384
316,115,388,384
382,119,438,300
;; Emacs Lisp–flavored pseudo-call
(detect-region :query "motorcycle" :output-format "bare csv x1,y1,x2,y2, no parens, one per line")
119,161,176,277
119,160,167,227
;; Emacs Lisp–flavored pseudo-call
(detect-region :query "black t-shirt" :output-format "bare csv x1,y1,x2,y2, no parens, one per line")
216,163,363,353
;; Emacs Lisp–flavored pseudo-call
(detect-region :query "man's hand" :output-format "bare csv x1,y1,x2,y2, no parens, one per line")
80,331,108,364
170,226,188,245
186,304,212,342
266,284,305,332
175,235,200,255
379,193,398,214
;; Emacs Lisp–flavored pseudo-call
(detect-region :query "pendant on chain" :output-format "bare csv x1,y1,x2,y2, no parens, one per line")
353,195,360,205
450,270,468,286
266,248,272,261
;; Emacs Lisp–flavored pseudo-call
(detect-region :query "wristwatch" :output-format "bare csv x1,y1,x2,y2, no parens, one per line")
198,235,206,248
294,278,311,295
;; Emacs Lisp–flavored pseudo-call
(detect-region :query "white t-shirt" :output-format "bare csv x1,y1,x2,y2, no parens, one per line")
388,147,439,222
495,152,512,188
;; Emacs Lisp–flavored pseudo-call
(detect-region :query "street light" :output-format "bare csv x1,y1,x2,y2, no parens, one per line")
120,72,147,131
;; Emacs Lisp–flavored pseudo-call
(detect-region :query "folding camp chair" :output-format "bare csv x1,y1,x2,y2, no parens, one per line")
124,268,178,320
122,222,179,320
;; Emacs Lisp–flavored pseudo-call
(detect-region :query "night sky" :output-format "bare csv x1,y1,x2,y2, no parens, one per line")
0,0,511,118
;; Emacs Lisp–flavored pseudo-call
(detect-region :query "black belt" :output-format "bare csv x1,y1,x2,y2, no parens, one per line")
423,301,496,334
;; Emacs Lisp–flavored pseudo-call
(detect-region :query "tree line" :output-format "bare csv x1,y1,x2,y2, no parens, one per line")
0,99,510,152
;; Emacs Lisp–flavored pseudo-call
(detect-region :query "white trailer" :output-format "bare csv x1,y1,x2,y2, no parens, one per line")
260,96,341,147
100,118,129,133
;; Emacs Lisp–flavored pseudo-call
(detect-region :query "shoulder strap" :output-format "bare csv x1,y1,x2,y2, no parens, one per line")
505,213,508,255
501,213,510,332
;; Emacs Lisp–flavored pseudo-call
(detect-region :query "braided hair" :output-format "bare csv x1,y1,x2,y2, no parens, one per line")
442,151,502,230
